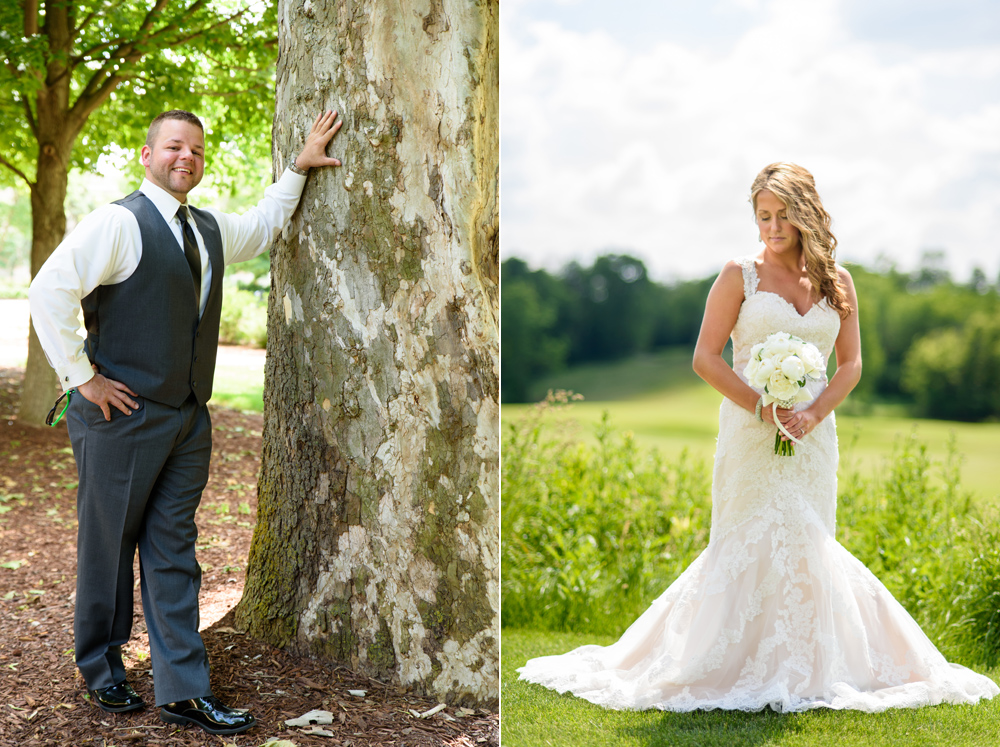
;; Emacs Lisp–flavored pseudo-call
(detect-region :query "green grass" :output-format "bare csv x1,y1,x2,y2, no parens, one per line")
528,348,704,402
505,353,1000,504
208,350,265,412
502,630,1000,747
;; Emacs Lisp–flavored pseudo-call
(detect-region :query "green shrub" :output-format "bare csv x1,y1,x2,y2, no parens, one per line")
840,432,1000,668
219,285,268,348
503,403,1000,669
502,391,711,635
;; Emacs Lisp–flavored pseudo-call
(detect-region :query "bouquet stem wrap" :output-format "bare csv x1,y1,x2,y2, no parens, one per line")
770,401,803,456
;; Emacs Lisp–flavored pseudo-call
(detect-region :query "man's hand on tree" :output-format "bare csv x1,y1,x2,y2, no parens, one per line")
295,110,344,170
77,366,139,421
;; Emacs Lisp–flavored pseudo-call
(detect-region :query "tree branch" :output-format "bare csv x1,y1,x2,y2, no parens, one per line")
72,6,101,37
69,0,263,131
191,83,270,97
151,6,248,50
23,0,39,36
80,0,171,70
42,0,72,56
135,0,174,39
74,0,186,106
143,0,209,45
20,91,38,136
201,50,278,74
0,154,33,187
74,37,130,64
68,69,125,133
71,0,118,38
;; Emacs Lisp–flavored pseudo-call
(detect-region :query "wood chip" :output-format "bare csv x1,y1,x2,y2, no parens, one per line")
285,708,335,726
417,703,448,718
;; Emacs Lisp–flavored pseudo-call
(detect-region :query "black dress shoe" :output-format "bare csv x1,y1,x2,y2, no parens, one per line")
88,682,146,713
160,696,256,735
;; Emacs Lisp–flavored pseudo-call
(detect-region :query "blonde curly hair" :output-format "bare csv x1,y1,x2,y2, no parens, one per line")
750,162,852,318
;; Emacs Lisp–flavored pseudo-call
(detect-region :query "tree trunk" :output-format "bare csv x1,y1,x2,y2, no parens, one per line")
20,147,70,425
235,0,499,705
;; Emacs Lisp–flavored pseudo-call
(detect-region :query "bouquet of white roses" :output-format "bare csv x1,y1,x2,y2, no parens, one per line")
743,332,825,456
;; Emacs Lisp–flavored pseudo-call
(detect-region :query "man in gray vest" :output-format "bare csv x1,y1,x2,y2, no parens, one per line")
28,109,342,735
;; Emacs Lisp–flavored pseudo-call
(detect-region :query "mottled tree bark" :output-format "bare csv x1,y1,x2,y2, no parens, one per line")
21,154,69,426
19,18,76,426
235,0,499,704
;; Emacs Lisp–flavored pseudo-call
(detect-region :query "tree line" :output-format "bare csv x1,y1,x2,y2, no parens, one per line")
501,253,1000,421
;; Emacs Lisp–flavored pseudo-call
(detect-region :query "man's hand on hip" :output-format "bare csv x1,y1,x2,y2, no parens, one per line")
295,110,344,170
77,368,139,421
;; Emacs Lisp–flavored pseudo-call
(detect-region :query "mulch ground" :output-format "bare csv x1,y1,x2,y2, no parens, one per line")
0,367,499,747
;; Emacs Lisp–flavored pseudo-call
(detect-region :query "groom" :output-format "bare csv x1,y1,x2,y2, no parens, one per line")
28,109,342,735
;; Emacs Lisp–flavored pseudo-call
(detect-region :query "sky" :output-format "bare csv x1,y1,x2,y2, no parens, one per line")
500,0,1000,283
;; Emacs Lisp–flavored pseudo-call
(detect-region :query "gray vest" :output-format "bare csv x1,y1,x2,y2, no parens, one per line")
82,191,225,407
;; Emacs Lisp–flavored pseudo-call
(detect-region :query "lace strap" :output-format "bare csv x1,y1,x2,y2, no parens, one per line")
736,256,759,298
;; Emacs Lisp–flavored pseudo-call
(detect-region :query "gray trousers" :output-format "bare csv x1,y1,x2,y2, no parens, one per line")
68,392,213,706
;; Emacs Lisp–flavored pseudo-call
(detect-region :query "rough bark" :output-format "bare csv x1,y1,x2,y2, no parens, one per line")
235,0,499,704
19,40,76,426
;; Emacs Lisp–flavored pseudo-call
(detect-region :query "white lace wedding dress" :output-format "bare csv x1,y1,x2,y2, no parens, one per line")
518,257,999,712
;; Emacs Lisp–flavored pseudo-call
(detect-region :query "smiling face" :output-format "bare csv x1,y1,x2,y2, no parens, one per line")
755,189,801,255
140,119,205,202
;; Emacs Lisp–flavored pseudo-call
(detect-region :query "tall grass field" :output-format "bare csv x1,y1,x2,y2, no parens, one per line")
502,354,1000,746
506,348,1000,503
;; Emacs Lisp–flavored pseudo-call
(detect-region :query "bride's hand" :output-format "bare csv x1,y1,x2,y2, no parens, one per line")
762,403,793,429
780,408,822,441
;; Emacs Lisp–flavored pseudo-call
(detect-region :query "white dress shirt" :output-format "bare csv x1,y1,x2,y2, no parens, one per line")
29,169,307,391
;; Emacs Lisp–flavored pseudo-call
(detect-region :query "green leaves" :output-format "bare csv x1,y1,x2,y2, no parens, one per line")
0,0,277,190
502,403,711,635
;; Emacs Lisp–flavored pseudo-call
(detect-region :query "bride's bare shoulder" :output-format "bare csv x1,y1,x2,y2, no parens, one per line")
718,259,746,281
706,260,748,306
717,259,747,287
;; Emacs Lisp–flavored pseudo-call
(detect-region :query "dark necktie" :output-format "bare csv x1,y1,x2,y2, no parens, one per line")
176,206,201,303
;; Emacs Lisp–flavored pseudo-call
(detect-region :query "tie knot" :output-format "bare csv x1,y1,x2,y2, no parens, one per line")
177,206,189,225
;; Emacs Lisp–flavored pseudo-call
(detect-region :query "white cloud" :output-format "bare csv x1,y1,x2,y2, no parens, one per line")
501,0,1000,281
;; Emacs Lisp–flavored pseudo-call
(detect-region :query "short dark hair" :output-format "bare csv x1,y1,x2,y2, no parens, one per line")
146,110,204,147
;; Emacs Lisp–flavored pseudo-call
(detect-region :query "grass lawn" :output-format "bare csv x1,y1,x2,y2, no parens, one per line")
501,629,1000,747
505,350,1000,504
208,346,265,412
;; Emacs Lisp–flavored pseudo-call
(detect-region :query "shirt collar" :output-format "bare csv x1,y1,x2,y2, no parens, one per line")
139,178,192,223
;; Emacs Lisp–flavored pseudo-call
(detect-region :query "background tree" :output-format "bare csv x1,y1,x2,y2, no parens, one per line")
500,258,570,402
902,313,1000,421
562,254,657,363
500,255,1000,418
0,0,275,424
234,0,499,704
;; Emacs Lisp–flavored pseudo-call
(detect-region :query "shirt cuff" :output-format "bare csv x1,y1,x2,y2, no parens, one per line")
56,358,97,392
279,167,307,191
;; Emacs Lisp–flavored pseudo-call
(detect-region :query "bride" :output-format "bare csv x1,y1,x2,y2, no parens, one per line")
517,162,999,712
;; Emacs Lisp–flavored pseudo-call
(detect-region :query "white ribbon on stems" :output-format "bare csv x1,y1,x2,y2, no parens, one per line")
768,400,804,446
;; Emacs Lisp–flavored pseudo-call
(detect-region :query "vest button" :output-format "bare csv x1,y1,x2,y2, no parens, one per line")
192,380,198,387
193,355,198,362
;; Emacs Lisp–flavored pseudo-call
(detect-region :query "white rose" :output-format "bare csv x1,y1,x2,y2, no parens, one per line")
750,342,764,360
800,346,824,377
780,355,805,382
767,370,798,402
754,358,776,387
769,336,792,355
744,358,760,382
